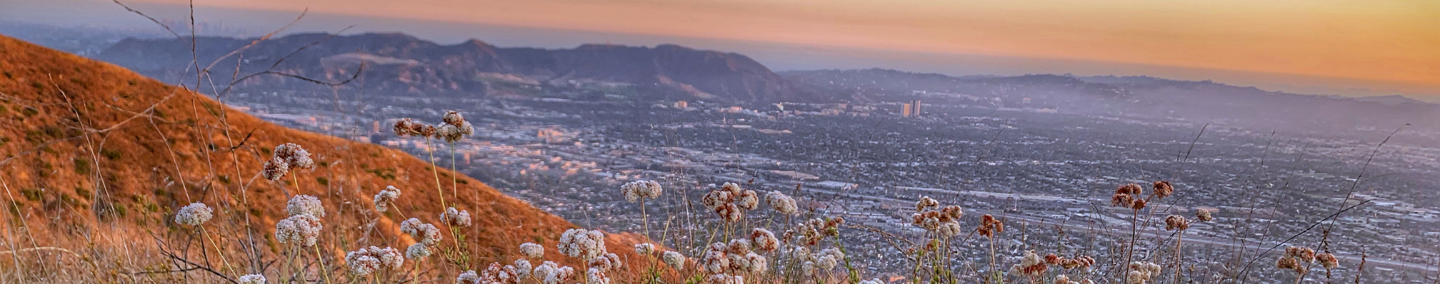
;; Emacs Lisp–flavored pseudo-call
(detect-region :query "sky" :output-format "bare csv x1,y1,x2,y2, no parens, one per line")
4,0,1438,99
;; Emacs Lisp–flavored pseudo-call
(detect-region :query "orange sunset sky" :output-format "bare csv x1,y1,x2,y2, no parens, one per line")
7,0,1439,98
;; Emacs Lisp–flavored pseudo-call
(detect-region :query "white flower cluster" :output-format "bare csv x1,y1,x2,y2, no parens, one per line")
558,228,606,260
520,242,545,259
587,252,622,272
1008,250,1044,277
400,218,443,246
1126,262,1162,284
701,182,755,222
440,207,472,227
345,246,403,276
436,110,475,143
374,186,401,213
514,259,533,279
723,240,766,274
621,180,663,202
532,261,576,284
910,196,964,237
701,242,730,274
748,228,779,253
406,243,431,259
765,191,798,215
586,268,610,284
635,243,655,255
238,274,265,284
275,214,322,247
286,195,324,218
705,274,744,284
175,202,213,226
1055,275,1081,284
456,270,480,284
264,143,313,180
858,279,884,284
814,248,843,270
662,251,686,270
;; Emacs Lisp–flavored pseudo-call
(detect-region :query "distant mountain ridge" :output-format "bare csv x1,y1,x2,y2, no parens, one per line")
97,32,827,103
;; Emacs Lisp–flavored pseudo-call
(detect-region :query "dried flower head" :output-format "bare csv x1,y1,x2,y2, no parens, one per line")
635,243,655,255
702,242,730,274
400,218,443,246
715,203,743,223
916,196,939,211
276,214,322,247
750,228,779,252
721,182,743,196
514,259,533,279
520,242,545,259
345,249,382,276
706,274,744,284
663,251,686,270
440,207,472,227
374,186,401,213
419,124,437,138
702,190,733,210
262,156,289,181
442,110,466,126
1195,208,1214,222
456,270,480,284
437,124,464,143
1131,199,1147,210
979,214,1004,238
1164,215,1190,231
238,274,265,284
622,180,663,202
736,190,759,210
1152,181,1173,199
586,268,611,284
393,118,420,136
286,195,325,217
1317,252,1339,269
859,279,884,284
175,202,213,226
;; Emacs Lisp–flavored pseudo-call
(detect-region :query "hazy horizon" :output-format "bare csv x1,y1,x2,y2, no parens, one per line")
3,0,1437,101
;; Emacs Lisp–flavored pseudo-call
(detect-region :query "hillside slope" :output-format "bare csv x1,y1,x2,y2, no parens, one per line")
0,35,634,281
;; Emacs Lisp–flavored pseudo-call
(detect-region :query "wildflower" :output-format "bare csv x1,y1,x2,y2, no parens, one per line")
1152,181,1173,199
749,228,779,252
1164,215,1190,231
275,214,322,247
941,205,964,220
286,195,324,217
1125,262,1160,284
1120,183,1143,195
262,156,289,181
558,228,606,260
791,247,811,261
400,218,443,246
371,246,405,269
744,253,767,274
374,186,401,212
1126,270,1147,284
702,242,730,274
636,243,655,255
587,268,611,284
273,143,314,170
419,124,437,137
1131,199,1147,210
859,279,884,284
533,261,574,284
979,214,1004,238
765,191,798,214
916,196,939,211
715,203,742,223
588,252,622,272
175,202,213,226
393,118,421,136
458,121,474,136
727,239,753,255
622,180,664,202
1196,208,1214,222
721,182,743,196
936,221,963,237
1317,252,1339,269
440,207,472,227
442,110,466,126
406,243,432,259
820,248,845,263
456,270,480,284
801,261,817,276
1054,275,1077,284
514,259,533,279
520,242,545,258
702,190,732,210
345,250,382,276
816,255,838,270
437,124,464,142
736,190,759,210
663,251,686,270
238,274,265,284
707,274,744,284
1012,250,1047,277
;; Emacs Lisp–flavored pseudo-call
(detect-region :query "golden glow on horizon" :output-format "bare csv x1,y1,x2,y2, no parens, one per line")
140,0,1439,91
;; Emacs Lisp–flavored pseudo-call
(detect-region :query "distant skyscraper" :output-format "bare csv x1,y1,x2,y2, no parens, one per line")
902,100,922,117
901,103,913,117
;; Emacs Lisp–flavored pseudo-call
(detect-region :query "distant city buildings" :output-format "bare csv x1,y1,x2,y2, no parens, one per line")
901,99,922,117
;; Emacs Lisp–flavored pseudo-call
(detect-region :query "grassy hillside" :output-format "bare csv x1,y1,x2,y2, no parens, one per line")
0,35,643,283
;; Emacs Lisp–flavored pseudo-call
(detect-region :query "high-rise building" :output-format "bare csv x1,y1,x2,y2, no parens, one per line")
902,100,923,117
901,103,913,117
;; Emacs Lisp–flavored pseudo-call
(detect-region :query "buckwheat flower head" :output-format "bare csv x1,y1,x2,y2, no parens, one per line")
1014,250,1047,277
238,274,266,284
558,229,606,260
587,268,611,284
1164,215,1190,231
262,156,289,181
858,279,884,284
622,180,646,202
663,251,685,270
721,182,743,196
406,243,432,259
442,110,466,127
937,221,963,237
701,190,732,210
765,191,798,214
702,243,730,274
400,218,443,246
802,261,817,276
727,239,753,255
642,180,662,198
175,202,213,226
514,259,533,279
520,242,545,259
1054,275,1075,284
707,274,743,284
1152,181,1173,199
393,118,420,136
749,228,779,252
588,252,622,272
437,123,463,143
374,186,401,212
1317,252,1339,269
1126,270,1147,284
744,253,767,274
821,248,845,262
273,143,314,170
916,196,939,211
368,246,405,269
458,121,474,136
456,270,480,284
286,195,324,217
635,243,655,255
345,249,382,276
1196,209,1214,222
440,207,472,227
816,255,838,270
275,214,322,247
419,124,437,138
736,190,759,210
534,261,574,284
